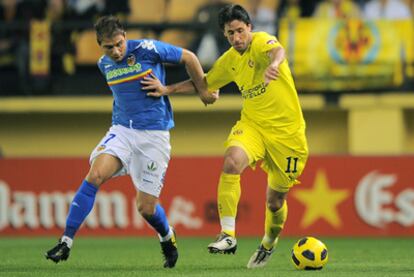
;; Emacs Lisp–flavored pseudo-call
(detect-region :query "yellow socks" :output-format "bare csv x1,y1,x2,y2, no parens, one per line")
261,200,288,250
217,173,241,237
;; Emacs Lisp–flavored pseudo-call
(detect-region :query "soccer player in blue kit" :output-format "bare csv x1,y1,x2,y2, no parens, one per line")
45,15,214,268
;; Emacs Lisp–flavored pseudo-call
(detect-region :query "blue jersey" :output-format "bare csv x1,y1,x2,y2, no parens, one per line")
97,39,183,130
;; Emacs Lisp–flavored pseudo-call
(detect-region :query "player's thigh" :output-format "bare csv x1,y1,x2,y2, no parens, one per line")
90,125,132,177
264,132,308,193
129,130,171,198
225,120,265,167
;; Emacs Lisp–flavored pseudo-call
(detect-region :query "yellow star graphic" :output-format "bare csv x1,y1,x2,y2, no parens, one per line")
292,170,349,229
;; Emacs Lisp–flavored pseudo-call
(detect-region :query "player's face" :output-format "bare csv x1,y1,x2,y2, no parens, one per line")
100,33,127,62
223,20,252,54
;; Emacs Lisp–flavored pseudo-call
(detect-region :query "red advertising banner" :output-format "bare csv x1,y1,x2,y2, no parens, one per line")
0,157,413,237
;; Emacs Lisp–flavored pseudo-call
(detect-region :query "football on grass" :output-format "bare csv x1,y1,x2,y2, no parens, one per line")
291,237,328,270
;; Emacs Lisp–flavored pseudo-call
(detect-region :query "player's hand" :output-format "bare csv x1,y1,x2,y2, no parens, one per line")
199,90,219,106
264,64,280,85
141,73,169,97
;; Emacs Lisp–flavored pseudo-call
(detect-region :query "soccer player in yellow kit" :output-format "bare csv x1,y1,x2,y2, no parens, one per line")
142,4,308,269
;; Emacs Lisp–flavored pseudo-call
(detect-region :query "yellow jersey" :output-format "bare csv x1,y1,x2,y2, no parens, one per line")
206,32,305,137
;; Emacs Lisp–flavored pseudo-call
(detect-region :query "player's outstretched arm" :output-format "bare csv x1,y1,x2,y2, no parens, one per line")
142,74,218,105
180,49,207,94
179,49,218,105
142,49,218,105
264,46,285,85
142,74,194,96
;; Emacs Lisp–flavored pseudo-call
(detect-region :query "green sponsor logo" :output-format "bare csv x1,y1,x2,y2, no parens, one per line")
106,63,142,80
147,161,158,172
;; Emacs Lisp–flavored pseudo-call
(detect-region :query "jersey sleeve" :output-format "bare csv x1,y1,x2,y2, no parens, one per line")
252,32,282,54
205,55,233,91
96,56,105,75
153,40,183,64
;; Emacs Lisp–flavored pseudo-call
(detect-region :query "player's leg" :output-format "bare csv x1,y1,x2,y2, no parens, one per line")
247,188,287,268
136,191,178,268
208,121,265,254
247,129,308,268
45,126,128,263
262,189,288,249
130,129,177,268
207,146,248,254
45,153,122,263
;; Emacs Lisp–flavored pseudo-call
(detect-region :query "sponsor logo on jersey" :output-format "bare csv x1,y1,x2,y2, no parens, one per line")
240,82,267,99
232,129,243,136
106,63,142,80
248,59,254,68
127,54,136,66
138,40,158,53
266,39,277,45
97,145,106,151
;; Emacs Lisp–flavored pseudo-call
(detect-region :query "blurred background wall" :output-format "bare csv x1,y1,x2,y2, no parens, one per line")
1,0,414,157
1,0,414,237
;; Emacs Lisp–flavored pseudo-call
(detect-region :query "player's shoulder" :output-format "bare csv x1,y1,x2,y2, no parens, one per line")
129,39,165,54
97,55,113,67
252,32,278,45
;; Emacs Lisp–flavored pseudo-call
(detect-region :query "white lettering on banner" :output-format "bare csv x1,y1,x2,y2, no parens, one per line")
86,191,128,229
0,181,203,231
0,181,128,230
11,192,39,229
0,181,9,230
395,189,414,226
168,196,202,229
39,192,72,228
355,171,414,228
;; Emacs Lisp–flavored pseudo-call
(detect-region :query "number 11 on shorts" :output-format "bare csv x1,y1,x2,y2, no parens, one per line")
285,156,298,173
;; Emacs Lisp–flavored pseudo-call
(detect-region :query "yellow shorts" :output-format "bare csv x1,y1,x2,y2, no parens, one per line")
225,120,308,193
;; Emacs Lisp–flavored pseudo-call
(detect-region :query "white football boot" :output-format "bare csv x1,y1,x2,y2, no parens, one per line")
246,244,275,268
207,233,237,254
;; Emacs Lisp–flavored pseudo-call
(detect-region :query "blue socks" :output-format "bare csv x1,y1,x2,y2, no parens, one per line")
64,180,98,238
63,180,169,240
144,204,170,237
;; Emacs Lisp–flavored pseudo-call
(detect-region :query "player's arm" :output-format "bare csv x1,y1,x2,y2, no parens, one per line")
180,49,207,94
142,49,218,105
264,45,285,85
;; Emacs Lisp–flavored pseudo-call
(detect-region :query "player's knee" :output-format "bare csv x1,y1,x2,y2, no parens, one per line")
223,155,244,174
267,198,284,213
85,169,107,187
137,202,156,218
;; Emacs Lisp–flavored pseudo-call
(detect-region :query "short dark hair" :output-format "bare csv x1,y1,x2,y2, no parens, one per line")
94,15,125,44
218,4,251,31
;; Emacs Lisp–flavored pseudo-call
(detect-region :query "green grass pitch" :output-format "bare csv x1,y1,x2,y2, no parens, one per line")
0,237,413,276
